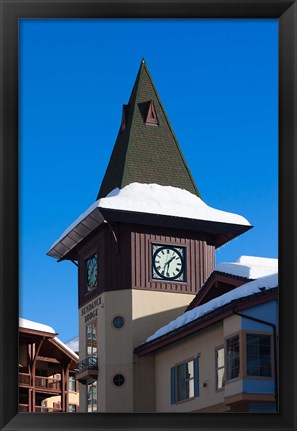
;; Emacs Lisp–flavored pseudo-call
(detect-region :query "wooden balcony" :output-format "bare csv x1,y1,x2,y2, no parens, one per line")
76,356,98,384
35,405,62,413
19,404,63,413
19,404,29,412
19,373,61,392
19,373,30,387
35,376,61,391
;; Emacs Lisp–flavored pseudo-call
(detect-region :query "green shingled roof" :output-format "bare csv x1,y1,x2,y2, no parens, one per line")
97,59,201,200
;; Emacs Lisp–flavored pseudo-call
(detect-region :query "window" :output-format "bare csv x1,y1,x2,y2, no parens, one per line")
87,381,97,412
68,404,76,412
113,374,125,387
171,357,199,403
226,335,240,380
216,347,225,390
246,334,272,377
69,375,76,392
113,316,125,329
86,321,97,358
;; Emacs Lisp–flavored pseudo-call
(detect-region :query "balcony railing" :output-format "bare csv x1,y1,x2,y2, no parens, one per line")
19,404,63,413
35,406,62,413
19,373,30,386
35,376,61,391
19,404,29,412
19,373,61,391
77,356,98,374
76,356,98,384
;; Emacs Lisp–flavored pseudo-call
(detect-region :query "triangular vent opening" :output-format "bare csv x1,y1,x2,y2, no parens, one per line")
145,100,159,126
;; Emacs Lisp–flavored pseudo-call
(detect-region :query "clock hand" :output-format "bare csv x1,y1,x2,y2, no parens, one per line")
167,256,175,265
163,256,175,274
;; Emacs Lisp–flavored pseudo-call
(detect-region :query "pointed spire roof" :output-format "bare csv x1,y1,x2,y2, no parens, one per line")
97,59,201,199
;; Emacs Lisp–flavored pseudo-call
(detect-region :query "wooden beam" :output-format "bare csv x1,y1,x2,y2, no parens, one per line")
31,337,45,412
36,356,60,364
61,367,65,411
65,362,71,412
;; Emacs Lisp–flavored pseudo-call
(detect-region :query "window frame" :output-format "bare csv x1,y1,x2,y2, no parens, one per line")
68,375,76,392
226,333,241,382
244,331,273,379
215,345,225,391
87,380,97,412
68,404,77,413
171,356,199,404
112,315,125,329
86,320,97,359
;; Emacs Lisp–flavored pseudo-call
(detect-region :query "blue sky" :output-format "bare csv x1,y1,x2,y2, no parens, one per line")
19,19,278,343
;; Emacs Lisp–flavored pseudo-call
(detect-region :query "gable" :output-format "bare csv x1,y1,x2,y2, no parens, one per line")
186,271,250,311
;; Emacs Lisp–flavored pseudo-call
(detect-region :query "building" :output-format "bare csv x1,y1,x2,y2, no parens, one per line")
47,59,254,412
135,256,278,413
19,318,79,412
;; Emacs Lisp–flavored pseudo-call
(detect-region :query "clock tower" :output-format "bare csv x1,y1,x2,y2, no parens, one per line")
47,59,251,412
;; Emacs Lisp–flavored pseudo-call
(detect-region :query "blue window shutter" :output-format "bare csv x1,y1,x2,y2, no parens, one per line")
170,367,176,404
194,357,199,397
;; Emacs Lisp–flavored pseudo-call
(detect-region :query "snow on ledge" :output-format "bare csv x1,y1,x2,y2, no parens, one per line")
216,255,278,279
144,273,278,344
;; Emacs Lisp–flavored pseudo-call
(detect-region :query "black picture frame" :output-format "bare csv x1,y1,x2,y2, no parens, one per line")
0,1,296,430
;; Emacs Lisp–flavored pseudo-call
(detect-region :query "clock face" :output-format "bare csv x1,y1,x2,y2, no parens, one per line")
86,255,97,290
152,245,185,282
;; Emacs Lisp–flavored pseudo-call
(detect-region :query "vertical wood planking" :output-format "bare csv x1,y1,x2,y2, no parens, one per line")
78,223,215,307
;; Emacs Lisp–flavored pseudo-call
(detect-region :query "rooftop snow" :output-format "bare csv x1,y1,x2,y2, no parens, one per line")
98,183,250,225
65,336,79,353
216,255,278,279
144,272,278,344
55,337,79,360
19,317,56,334
49,183,250,253
19,318,79,361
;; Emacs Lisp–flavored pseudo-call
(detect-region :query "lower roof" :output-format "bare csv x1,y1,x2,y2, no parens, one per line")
135,272,278,355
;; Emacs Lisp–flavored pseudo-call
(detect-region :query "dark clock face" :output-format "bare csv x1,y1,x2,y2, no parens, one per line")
86,255,97,290
152,245,185,282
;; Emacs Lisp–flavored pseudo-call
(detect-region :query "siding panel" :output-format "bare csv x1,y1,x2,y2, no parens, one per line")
78,222,215,306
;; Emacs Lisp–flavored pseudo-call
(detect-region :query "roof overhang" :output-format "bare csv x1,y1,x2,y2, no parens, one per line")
47,207,105,260
134,288,278,356
47,207,252,261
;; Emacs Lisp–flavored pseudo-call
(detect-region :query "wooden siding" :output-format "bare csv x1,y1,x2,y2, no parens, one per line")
78,227,106,308
131,227,215,295
78,223,215,307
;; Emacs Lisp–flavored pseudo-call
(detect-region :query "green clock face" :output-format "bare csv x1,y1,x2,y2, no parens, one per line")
152,245,185,282
86,255,97,290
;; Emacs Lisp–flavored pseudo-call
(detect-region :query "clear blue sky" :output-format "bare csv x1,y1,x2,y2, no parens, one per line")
19,19,278,343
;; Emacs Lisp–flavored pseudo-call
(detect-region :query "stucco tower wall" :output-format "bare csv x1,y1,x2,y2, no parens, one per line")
79,289,194,412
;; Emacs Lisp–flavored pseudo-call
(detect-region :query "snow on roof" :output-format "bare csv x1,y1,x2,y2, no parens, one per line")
19,318,79,361
144,273,278,344
216,255,278,279
19,317,56,334
65,336,79,353
54,337,79,361
49,183,250,252
99,183,250,225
